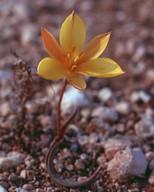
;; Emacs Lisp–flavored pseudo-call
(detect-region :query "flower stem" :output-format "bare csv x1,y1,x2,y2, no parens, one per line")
57,79,67,139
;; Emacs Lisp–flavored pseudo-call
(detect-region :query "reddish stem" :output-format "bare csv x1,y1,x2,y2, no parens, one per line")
57,79,67,139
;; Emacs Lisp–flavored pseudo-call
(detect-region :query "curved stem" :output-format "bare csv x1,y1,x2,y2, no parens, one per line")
46,137,102,188
57,79,67,139
46,80,102,188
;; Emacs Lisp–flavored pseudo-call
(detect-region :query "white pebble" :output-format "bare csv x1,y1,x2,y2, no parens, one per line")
114,101,131,115
98,87,113,103
62,87,89,113
131,91,151,103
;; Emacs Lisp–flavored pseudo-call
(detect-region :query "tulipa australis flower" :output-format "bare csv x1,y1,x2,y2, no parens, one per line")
37,12,125,188
37,12,124,89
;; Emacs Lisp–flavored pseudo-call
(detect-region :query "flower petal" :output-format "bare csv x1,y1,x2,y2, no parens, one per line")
60,12,86,59
37,57,67,80
76,58,124,78
66,72,86,90
41,27,66,64
78,33,111,63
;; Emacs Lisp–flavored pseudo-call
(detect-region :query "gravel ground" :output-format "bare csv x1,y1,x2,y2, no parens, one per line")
0,0,154,191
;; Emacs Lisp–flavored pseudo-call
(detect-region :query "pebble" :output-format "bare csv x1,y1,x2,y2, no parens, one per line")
65,164,74,171
0,103,10,116
107,147,147,180
20,24,36,45
89,133,99,144
0,186,7,192
98,87,113,103
92,106,118,122
135,118,154,139
0,152,25,170
75,159,85,170
15,188,28,192
26,170,35,181
22,184,34,191
77,135,89,146
62,87,89,113
53,159,63,173
114,101,131,115
149,160,154,171
24,155,35,168
104,135,132,160
148,170,154,185
20,170,27,179
8,173,18,182
131,91,151,103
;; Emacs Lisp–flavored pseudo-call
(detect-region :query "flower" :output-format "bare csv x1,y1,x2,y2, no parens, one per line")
37,12,124,90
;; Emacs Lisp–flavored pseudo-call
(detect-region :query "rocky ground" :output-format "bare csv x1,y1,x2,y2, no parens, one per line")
0,0,154,191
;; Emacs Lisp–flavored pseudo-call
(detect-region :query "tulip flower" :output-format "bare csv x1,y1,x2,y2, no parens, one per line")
37,12,124,188
37,12,124,90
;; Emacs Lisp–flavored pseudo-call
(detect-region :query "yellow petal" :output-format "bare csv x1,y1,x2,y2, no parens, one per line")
60,12,86,59
78,33,111,63
37,57,67,80
76,58,124,78
66,72,86,90
41,27,66,64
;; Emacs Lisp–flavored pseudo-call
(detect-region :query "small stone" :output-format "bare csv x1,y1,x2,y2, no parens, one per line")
35,189,45,192
135,118,154,139
89,133,99,144
15,188,28,192
20,170,27,179
149,160,154,171
26,170,35,181
24,156,35,168
0,186,7,192
98,87,113,103
131,91,151,103
65,164,74,171
38,115,51,128
61,148,72,159
146,69,154,82
148,170,154,185
77,135,89,146
80,153,88,161
114,101,131,115
53,159,63,173
62,87,89,113
104,135,132,160
0,152,25,171
107,147,147,180
92,107,118,122
132,45,145,61
75,159,85,170
8,174,18,182
40,162,46,170
145,152,154,161
0,103,10,116
22,184,34,191
20,24,36,45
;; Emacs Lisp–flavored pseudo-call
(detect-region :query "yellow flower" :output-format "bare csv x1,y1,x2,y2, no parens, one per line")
37,12,124,90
